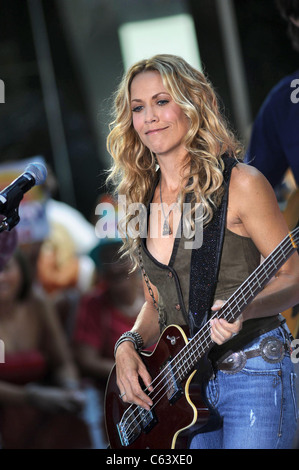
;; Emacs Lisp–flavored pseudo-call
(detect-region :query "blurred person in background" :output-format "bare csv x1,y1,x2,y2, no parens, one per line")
245,0,299,340
0,249,91,449
245,0,299,193
245,0,299,449
0,157,98,334
35,164,98,336
38,164,97,296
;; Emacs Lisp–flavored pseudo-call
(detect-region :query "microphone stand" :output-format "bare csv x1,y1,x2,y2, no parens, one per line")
0,187,23,233
0,208,20,233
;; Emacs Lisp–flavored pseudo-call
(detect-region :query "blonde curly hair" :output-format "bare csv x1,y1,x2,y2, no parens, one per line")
106,54,243,265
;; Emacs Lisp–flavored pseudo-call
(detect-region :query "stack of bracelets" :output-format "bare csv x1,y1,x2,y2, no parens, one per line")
114,331,144,358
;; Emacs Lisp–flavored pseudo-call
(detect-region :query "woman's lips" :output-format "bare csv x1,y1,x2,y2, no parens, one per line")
145,127,168,135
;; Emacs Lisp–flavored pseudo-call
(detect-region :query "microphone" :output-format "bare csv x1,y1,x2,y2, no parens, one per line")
0,162,48,216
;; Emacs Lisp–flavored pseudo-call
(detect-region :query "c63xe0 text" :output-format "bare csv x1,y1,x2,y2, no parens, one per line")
148,454,192,465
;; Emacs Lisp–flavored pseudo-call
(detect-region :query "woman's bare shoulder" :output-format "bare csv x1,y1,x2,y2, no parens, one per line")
229,162,276,206
231,162,269,187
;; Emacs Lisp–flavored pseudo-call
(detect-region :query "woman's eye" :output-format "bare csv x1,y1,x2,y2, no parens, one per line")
132,106,143,113
131,100,169,112
157,100,169,106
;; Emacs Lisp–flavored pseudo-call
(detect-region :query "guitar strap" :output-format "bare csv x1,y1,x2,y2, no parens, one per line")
188,155,238,337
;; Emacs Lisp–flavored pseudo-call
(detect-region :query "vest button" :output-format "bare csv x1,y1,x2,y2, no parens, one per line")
168,271,173,278
175,303,181,310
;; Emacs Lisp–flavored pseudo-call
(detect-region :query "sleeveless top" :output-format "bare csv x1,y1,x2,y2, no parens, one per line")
139,171,281,358
140,228,260,329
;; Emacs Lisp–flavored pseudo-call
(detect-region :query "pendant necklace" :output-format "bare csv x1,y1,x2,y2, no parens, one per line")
159,179,176,236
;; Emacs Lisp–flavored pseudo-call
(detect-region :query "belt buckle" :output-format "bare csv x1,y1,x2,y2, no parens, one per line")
260,336,285,363
221,351,247,374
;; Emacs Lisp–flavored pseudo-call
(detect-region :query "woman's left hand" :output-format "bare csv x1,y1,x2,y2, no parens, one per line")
210,300,243,345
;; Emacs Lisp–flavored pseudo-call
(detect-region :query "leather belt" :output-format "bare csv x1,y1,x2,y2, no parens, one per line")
215,336,288,374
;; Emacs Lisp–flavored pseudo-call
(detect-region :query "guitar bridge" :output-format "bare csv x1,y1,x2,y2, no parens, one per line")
117,406,157,447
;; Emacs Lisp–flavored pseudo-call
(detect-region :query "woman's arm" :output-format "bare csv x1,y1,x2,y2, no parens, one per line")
115,279,160,410
283,187,299,230
210,164,299,344
232,164,299,321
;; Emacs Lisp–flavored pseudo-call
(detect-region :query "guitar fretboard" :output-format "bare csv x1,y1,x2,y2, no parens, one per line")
114,229,298,448
172,228,299,381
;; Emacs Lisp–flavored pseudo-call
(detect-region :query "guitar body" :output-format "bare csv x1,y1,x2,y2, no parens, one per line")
105,325,210,449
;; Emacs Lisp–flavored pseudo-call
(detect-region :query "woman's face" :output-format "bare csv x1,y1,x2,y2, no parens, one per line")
130,70,189,159
0,257,22,303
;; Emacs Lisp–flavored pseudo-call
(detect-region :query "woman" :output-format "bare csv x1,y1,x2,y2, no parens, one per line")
107,54,299,449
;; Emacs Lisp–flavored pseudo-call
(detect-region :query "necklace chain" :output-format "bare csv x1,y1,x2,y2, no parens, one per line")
159,179,175,235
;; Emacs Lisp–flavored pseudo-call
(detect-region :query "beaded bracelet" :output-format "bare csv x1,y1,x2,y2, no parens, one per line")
114,331,144,358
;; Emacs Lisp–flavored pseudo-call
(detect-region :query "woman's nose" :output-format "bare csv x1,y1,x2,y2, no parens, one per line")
144,107,158,124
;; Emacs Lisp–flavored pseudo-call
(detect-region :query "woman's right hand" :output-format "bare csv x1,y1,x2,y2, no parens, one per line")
115,341,153,410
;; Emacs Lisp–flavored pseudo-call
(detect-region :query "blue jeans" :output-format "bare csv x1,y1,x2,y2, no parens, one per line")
189,325,298,449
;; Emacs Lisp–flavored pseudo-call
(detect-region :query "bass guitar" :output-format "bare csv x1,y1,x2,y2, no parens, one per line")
105,228,299,449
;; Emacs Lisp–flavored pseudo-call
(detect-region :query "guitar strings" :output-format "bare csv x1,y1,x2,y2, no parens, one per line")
123,260,285,438
172,228,298,375
121,233,297,443
135,229,297,399
119,229,298,443
120,231,298,442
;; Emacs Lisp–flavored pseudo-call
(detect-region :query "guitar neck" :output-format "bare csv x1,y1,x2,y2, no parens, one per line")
173,229,298,378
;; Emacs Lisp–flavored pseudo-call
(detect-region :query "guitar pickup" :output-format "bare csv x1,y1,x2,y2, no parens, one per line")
162,361,183,405
139,406,157,433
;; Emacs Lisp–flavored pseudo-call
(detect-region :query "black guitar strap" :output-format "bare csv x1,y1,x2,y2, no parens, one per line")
188,155,238,337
